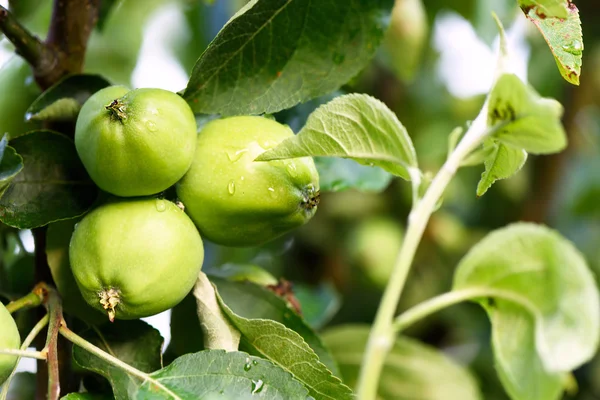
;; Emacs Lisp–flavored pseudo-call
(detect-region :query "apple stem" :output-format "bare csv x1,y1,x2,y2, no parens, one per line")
105,99,128,122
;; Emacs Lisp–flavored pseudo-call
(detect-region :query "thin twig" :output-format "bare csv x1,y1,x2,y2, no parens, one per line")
0,5,49,69
0,314,49,400
5,288,45,313
0,348,46,360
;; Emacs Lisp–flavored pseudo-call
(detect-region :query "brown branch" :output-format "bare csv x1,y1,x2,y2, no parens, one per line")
39,0,101,89
43,285,64,400
0,5,50,70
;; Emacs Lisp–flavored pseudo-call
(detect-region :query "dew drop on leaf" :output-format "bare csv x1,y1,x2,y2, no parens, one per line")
244,357,252,371
251,379,264,394
228,180,236,195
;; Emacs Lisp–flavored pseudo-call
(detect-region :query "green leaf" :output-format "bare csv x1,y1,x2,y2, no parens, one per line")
517,0,568,18
73,320,164,400
135,350,310,399
26,74,111,122
0,135,23,197
525,3,582,85
183,0,394,115
476,140,527,196
256,94,418,181
211,276,341,377
0,130,98,228
321,325,481,400
216,287,353,400
193,272,241,351
488,74,566,154
453,223,600,400
315,157,393,193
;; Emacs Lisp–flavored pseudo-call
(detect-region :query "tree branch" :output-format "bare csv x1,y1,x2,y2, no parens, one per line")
0,5,50,69
40,0,101,88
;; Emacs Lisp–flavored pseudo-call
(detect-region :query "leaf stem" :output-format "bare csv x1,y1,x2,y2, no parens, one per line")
355,102,491,399
58,326,181,400
0,314,49,400
0,348,46,359
391,287,536,333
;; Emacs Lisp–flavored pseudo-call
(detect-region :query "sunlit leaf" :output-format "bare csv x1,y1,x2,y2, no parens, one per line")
453,223,600,400
525,3,582,85
476,140,527,196
256,94,418,181
136,350,310,399
488,74,566,154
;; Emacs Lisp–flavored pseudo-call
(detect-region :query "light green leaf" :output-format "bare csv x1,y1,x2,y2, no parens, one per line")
453,223,600,399
476,140,527,196
256,94,418,181
217,291,353,400
517,0,568,19
484,302,564,400
525,3,582,85
183,0,393,115
211,277,340,377
321,324,481,400
488,74,566,154
135,350,310,400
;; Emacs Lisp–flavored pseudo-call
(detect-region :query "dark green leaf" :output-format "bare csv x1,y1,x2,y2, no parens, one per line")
256,94,418,181
26,74,111,122
216,285,353,400
453,223,600,400
136,350,310,399
476,140,527,196
0,135,23,197
525,3,582,85
183,0,394,115
488,74,566,154
0,130,98,228
211,277,339,376
73,320,164,400
322,325,481,400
